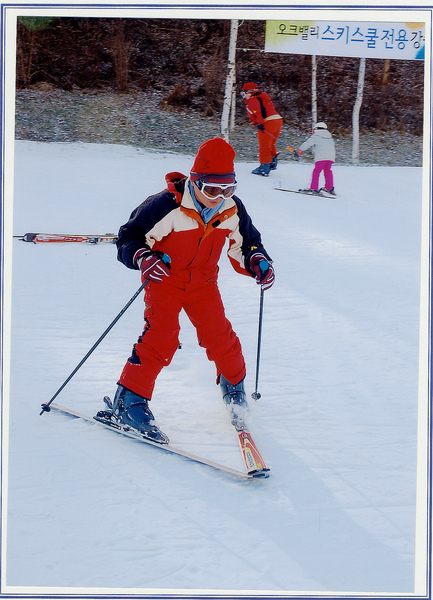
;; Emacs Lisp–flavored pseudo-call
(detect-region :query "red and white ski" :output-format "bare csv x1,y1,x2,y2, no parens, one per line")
234,423,270,478
48,403,254,480
16,232,117,244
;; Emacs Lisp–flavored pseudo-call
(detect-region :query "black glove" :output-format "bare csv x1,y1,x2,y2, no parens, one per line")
257,124,265,131
249,252,275,290
134,248,171,283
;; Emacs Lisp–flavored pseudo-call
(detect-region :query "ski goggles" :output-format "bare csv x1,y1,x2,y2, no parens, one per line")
240,89,257,98
196,180,237,200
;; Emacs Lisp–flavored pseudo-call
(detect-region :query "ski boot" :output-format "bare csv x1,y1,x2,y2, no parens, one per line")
219,375,248,429
252,163,271,177
270,153,279,170
320,187,337,197
97,385,169,444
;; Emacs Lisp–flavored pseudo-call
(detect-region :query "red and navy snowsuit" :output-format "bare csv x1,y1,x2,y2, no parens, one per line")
116,172,272,400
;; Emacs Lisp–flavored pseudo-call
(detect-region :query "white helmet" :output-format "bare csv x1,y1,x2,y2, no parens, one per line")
314,122,327,130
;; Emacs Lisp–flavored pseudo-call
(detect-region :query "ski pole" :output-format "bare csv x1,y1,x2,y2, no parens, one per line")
251,284,265,401
257,126,299,160
40,280,148,415
40,254,171,415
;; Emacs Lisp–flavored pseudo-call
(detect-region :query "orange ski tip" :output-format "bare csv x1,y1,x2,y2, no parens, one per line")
239,431,268,472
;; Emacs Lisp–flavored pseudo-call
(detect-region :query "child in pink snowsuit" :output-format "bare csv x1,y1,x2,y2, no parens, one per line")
297,122,336,195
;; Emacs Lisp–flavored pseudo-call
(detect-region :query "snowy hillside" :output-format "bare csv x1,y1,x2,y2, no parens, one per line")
4,140,427,596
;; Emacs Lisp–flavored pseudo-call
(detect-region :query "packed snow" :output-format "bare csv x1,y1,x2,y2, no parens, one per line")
4,140,428,596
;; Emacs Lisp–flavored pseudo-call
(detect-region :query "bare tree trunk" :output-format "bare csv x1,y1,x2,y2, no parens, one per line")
230,77,236,132
221,19,238,142
311,54,317,125
16,24,37,88
16,17,54,88
352,57,366,164
382,59,391,85
109,20,131,92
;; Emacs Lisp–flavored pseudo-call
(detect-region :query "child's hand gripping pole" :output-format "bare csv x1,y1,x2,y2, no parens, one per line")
286,144,300,160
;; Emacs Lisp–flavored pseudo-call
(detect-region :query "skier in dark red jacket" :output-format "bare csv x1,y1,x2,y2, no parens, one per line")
100,138,275,443
241,82,283,177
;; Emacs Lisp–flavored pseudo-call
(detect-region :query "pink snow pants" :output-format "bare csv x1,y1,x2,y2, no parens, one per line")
311,160,334,191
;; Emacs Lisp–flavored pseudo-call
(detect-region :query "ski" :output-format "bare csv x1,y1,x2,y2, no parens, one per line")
222,394,270,478
16,232,117,244
274,187,338,198
48,402,253,480
233,421,271,478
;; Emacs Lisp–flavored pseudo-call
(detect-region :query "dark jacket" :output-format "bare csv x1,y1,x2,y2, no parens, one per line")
117,173,272,286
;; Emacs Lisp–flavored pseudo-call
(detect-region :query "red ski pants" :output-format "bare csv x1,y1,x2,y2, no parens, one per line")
119,278,246,400
257,118,283,164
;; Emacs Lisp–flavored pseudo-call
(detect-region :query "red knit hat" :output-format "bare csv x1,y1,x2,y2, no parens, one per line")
242,82,259,92
190,137,236,184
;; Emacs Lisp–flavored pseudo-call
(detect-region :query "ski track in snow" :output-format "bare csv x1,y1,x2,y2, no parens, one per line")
4,140,426,595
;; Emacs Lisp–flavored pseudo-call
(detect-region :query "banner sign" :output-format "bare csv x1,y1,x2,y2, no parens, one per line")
265,21,425,60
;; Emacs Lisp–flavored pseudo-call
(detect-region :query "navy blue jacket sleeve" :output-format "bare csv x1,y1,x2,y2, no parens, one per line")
116,190,178,269
233,196,272,277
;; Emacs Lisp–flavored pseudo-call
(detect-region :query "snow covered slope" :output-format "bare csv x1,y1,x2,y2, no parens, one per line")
4,140,427,596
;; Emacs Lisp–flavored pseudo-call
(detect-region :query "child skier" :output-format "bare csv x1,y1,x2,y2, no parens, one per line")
297,122,336,196
97,137,275,443
241,82,283,177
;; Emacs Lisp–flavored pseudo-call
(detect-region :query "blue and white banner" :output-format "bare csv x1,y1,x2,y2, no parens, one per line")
265,21,425,60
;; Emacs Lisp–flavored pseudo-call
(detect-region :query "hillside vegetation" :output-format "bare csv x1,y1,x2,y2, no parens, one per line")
17,17,424,133
15,17,424,166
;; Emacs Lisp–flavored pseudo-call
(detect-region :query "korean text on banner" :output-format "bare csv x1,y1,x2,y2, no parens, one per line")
265,21,425,60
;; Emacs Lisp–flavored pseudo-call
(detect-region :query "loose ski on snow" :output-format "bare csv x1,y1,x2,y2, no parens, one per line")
274,187,339,198
48,402,254,480
16,232,117,244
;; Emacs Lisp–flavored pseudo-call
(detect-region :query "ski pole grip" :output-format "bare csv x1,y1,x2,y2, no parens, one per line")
161,253,171,266
259,260,269,273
